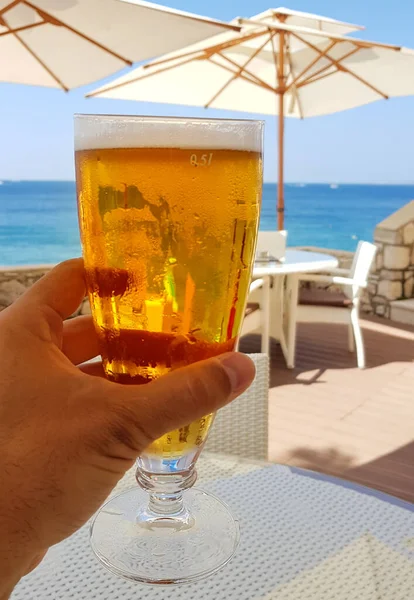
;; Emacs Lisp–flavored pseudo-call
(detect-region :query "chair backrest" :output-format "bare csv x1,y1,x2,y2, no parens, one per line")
350,241,377,286
255,230,287,261
343,241,377,301
205,353,269,461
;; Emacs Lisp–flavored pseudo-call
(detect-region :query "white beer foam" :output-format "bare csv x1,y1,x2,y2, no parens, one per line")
74,114,263,152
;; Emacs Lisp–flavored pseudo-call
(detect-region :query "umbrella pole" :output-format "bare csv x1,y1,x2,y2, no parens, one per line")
277,31,285,231
277,93,285,230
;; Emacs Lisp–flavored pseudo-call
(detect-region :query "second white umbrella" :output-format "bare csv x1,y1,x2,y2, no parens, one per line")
89,7,414,229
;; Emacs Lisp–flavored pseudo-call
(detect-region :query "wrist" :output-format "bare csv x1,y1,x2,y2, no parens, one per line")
0,519,41,598
0,559,24,600
0,580,17,600
0,545,39,600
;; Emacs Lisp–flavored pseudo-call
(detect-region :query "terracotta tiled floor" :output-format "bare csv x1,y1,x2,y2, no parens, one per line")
240,317,414,503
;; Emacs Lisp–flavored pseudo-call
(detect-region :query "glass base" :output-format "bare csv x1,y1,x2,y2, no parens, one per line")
90,487,240,584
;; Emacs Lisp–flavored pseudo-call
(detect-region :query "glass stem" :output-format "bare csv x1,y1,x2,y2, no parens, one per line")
136,467,197,518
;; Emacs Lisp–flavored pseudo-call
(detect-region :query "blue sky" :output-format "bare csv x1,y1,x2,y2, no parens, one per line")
1,0,414,183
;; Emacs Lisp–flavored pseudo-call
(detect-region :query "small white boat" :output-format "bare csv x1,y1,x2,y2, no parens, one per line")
330,183,339,189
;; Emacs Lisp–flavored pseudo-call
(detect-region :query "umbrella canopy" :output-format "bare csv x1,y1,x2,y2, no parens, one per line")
89,7,414,229
249,7,364,36
0,0,240,90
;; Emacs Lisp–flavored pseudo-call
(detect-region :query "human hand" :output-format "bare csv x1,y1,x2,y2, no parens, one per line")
0,259,254,597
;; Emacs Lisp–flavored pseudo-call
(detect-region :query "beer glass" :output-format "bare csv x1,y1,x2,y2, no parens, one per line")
74,114,263,584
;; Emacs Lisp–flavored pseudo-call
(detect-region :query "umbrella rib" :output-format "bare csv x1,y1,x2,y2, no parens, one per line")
204,33,275,109
197,28,270,59
208,56,276,94
87,55,198,97
285,40,337,92
1,11,68,90
146,29,268,71
143,49,205,70
297,46,360,88
285,41,304,119
0,0,20,15
340,67,388,99
22,0,133,66
298,69,338,88
269,31,279,84
292,32,389,99
0,20,44,37
218,53,277,92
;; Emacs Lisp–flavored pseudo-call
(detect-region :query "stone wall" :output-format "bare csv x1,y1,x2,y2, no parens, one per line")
365,200,414,318
296,200,414,318
0,265,91,316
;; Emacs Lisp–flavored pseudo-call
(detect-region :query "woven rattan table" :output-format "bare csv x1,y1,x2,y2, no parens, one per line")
13,453,414,600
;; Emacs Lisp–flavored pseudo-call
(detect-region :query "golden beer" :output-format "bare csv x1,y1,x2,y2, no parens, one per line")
76,138,262,459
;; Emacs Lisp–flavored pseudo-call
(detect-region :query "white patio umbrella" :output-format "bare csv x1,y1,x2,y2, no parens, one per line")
0,0,240,90
88,7,414,229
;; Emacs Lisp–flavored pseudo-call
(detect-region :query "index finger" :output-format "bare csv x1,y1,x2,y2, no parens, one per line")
63,316,100,365
13,259,86,321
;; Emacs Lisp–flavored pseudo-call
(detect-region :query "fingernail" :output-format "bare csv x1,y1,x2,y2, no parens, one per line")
218,352,256,393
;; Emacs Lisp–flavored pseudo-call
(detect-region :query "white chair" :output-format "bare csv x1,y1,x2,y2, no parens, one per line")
255,230,287,262
297,241,377,369
205,353,269,460
240,275,271,353
240,230,288,354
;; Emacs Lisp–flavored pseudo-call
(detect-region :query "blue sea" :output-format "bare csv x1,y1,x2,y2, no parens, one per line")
1,180,413,266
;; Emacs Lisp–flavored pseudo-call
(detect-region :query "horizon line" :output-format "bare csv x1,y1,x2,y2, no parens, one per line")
1,179,414,186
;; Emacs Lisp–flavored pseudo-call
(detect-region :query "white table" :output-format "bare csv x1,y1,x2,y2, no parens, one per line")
13,453,414,600
253,249,339,368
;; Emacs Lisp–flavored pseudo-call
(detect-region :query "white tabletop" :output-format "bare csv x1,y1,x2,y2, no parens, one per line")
253,249,339,277
13,453,414,600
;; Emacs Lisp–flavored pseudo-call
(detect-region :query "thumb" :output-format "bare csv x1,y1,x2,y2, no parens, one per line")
112,352,256,446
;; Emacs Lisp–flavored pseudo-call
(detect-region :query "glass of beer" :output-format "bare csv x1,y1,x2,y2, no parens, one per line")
74,114,263,584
